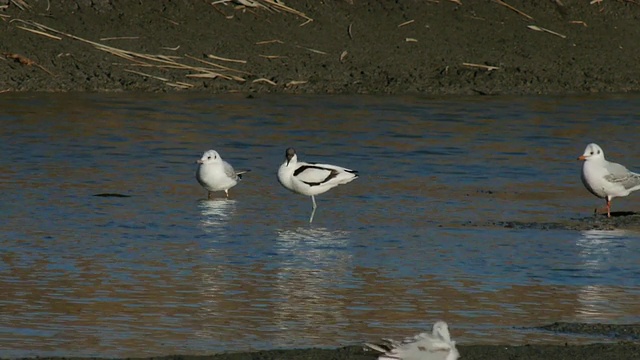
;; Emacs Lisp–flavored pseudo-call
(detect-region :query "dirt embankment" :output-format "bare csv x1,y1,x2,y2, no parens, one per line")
1,0,640,95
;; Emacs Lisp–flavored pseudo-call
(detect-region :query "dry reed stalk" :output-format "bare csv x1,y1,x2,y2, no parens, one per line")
405,38,418,42
256,39,284,45
398,20,415,27
527,25,566,38
10,0,30,11
185,54,251,76
569,20,588,27
259,54,286,59
210,2,232,18
123,69,169,82
161,16,180,26
15,25,61,40
207,53,247,64
339,50,348,63
185,72,231,80
462,62,500,71
294,45,326,55
226,0,312,25
175,82,194,88
100,36,140,41
285,80,307,87
11,19,248,86
253,78,277,85
492,0,533,20
165,82,193,89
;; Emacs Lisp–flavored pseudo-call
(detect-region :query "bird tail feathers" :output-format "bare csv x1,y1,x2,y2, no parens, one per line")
236,169,251,179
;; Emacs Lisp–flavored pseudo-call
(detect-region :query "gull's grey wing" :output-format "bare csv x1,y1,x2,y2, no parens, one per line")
604,161,640,190
222,161,239,179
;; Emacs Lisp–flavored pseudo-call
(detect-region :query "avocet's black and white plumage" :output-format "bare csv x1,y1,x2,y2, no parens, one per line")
365,321,460,360
196,150,249,199
277,147,358,223
578,143,640,217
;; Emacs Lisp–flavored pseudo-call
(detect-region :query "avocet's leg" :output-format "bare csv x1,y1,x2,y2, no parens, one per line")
225,189,230,199
309,195,317,223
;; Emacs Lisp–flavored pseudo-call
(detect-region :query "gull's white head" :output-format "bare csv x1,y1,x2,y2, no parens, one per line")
197,150,221,165
432,321,452,342
578,143,605,162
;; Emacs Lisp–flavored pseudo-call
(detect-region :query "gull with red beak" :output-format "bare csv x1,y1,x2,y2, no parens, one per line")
578,143,640,217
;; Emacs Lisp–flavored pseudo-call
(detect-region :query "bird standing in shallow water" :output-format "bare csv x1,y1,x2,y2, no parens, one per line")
196,150,249,199
277,147,358,223
578,143,640,217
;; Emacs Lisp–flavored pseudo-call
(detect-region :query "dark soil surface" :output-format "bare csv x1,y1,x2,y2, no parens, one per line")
2,0,640,95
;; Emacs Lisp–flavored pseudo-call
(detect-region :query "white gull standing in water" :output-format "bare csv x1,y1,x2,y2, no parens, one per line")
578,143,640,217
277,147,358,223
365,321,460,360
196,149,249,199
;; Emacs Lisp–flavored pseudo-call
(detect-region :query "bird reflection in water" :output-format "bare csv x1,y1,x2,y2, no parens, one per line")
575,229,634,322
270,226,353,347
198,199,236,231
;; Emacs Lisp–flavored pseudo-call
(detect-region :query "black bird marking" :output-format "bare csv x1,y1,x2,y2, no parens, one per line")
93,193,131,197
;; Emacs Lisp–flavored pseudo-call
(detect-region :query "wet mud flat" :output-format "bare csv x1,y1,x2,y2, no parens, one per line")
10,342,640,360
476,212,640,231
5,323,640,360
1,0,640,94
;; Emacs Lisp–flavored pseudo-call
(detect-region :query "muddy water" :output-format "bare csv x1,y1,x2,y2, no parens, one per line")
1,93,640,357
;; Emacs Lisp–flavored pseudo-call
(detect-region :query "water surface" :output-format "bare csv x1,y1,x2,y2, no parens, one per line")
1,93,640,357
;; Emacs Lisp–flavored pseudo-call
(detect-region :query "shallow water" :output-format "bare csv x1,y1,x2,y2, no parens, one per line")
1,93,640,358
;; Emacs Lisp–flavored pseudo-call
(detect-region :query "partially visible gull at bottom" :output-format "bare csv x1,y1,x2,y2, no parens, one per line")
365,321,460,360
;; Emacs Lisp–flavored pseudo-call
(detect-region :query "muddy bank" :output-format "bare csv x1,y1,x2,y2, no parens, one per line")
1,0,640,94
5,323,640,360
540,322,640,340
13,342,640,360
482,212,640,231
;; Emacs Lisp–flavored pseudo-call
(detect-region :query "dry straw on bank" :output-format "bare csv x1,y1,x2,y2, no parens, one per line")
213,0,313,25
7,0,311,89
11,19,251,89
